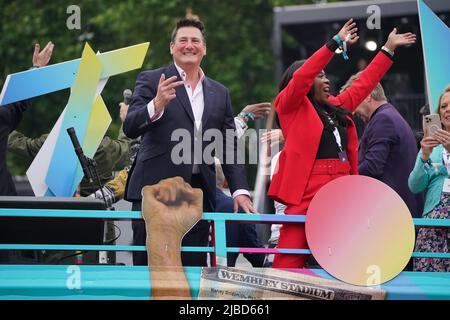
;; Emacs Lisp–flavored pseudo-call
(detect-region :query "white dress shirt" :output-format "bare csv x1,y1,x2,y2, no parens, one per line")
146,63,250,199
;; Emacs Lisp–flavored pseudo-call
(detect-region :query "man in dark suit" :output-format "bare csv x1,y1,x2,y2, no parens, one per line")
342,75,424,218
123,18,254,266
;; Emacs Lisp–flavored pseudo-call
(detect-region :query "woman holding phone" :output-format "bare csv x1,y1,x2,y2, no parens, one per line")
268,19,416,268
408,85,450,272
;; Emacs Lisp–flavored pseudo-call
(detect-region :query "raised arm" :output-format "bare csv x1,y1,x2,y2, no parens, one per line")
332,28,416,112
276,19,358,115
123,71,184,139
7,130,47,160
142,177,203,299
1,42,54,134
409,136,439,194
408,151,431,194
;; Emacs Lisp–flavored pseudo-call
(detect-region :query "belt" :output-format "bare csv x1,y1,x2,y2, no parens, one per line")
311,159,351,175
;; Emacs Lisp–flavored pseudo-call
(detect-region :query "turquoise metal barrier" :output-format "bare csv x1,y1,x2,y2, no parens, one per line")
0,208,449,300
0,209,448,261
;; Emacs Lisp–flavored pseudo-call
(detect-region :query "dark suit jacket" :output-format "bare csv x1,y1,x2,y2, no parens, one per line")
358,103,424,218
0,100,30,196
215,189,265,267
123,64,248,207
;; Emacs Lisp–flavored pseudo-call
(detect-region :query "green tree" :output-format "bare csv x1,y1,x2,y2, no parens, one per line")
1,0,347,176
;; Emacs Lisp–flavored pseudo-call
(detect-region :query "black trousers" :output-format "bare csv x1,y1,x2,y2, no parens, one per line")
132,174,213,266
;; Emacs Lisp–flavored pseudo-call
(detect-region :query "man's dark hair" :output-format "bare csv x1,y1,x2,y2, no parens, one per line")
171,18,206,43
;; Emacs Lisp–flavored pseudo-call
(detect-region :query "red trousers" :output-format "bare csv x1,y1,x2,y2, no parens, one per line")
273,159,351,269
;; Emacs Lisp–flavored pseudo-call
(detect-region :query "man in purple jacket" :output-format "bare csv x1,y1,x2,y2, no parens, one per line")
341,74,424,218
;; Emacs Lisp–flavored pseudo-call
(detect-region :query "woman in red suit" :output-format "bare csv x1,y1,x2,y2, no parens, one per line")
268,19,416,268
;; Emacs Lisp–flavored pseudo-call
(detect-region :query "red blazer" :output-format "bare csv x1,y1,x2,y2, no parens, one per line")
268,45,393,206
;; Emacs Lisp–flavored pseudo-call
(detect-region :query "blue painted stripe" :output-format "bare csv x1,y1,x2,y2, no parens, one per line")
411,252,450,259
0,245,214,253
0,60,80,106
213,220,228,265
0,43,150,106
413,218,450,227
0,209,306,223
1,209,449,228
0,208,142,219
2,210,450,228
227,247,311,254
203,212,306,223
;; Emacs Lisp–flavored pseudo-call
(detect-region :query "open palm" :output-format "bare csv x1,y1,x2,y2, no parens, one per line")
32,41,54,67
337,19,360,46
384,28,417,51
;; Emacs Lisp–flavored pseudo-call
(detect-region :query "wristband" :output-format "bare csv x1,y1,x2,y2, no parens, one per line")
420,157,432,168
333,35,344,47
381,46,394,57
333,35,349,61
238,112,256,122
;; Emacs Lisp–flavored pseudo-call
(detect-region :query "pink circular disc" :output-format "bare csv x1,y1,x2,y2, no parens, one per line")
305,175,415,286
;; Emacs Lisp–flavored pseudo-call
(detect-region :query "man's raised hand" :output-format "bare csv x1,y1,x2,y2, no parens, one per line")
153,74,184,113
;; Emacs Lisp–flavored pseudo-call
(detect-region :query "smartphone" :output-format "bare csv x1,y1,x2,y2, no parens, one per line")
423,114,442,137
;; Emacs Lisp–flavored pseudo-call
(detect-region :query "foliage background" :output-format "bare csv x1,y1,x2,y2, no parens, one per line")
1,0,343,176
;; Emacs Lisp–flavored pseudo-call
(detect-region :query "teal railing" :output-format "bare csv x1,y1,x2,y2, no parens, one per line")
0,208,449,263
0,208,449,300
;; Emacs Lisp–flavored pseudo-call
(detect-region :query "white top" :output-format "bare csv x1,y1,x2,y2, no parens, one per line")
268,151,286,244
146,63,248,199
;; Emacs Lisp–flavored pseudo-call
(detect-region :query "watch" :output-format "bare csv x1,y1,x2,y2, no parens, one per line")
420,157,432,168
381,46,394,57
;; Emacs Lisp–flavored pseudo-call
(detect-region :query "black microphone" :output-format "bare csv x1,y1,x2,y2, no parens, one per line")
67,127,92,182
123,89,132,105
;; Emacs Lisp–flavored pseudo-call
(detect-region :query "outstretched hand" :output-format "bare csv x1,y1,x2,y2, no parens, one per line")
119,102,129,122
241,102,272,119
233,194,255,214
261,129,285,147
32,41,54,67
384,28,416,52
337,19,359,46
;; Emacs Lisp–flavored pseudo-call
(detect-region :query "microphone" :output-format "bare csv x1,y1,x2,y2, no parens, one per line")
123,88,148,132
123,89,132,105
67,127,92,182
